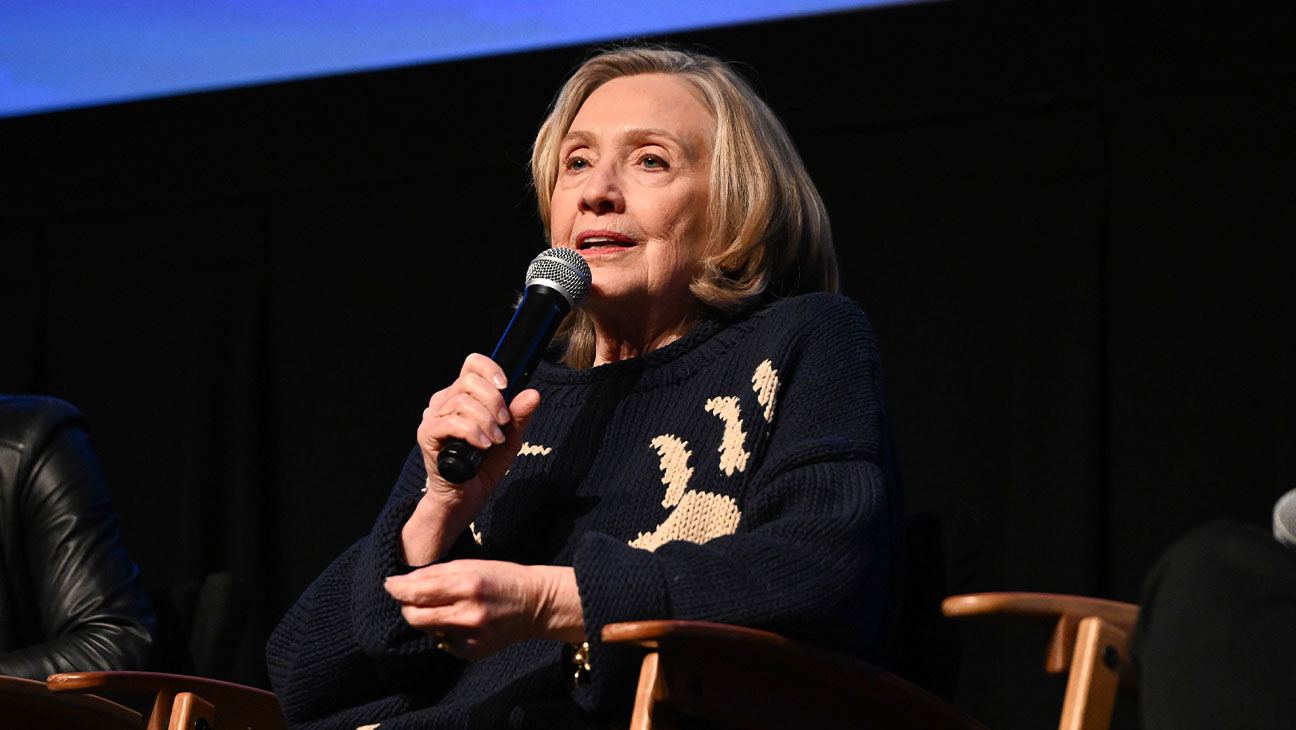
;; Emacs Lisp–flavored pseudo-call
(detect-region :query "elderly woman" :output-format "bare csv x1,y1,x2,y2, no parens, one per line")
267,46,900,729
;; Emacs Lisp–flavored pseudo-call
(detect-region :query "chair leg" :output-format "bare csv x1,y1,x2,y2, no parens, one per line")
147,689,177,730
1057,616,1129,730
168,691,215,730
629,651,677,730
1045,613,1079,674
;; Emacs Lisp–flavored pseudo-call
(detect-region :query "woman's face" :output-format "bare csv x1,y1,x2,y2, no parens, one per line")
549,73,714,320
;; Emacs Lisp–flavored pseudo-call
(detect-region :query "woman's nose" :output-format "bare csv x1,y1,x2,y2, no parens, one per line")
579,165,624,214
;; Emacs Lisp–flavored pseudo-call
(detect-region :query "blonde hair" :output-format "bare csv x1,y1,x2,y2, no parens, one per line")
532,46,838,367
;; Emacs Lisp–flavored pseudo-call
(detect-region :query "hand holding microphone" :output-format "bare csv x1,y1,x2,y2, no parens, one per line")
401,249,589,581
434,247,591,484
406,247,590,564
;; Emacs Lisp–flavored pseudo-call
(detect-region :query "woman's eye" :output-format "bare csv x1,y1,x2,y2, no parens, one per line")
640,155,668,170
564,156,589,172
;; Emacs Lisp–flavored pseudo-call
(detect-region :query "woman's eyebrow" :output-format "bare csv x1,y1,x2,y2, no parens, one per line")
621,127,705,159
560,129,594,146
562,127,703,158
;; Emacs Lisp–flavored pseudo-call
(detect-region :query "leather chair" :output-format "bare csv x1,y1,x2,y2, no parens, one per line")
603,592,1138,730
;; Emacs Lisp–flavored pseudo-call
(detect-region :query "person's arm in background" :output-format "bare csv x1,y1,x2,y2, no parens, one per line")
0,396,155,679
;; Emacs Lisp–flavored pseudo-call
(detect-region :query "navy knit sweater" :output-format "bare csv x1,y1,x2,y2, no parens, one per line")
266,292,901,730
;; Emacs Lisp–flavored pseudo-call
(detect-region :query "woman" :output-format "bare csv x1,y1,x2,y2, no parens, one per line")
267,46,900,729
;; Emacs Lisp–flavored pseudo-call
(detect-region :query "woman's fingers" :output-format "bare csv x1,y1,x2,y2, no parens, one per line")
386,560,508,608
384,560,539,660
430,382,504,423
404,359,537,565
473,388,541,485
423,404,502,450
507,388,541,422
428,374,507,434
386,561,585,659
418,355,514,464
459,352,508,390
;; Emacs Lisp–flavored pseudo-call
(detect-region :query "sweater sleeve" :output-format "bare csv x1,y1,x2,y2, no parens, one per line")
570,297,901,710
0,404,155,680
266,446,484,726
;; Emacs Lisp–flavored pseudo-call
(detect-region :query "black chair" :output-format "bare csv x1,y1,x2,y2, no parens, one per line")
152,572,251,680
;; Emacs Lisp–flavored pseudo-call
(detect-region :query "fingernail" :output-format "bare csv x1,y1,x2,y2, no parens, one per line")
478,432,494,448
492,373,507,389
497,407,510,424
492,426,506,444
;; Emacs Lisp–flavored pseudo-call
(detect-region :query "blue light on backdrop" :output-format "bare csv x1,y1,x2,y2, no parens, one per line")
0,0,900,118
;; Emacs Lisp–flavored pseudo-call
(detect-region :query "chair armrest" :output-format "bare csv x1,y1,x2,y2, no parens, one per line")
941,592,1138,633
604,620,987,730
941,592,1139,677
604,619,798,650
0,674,141,730
47,671,285,729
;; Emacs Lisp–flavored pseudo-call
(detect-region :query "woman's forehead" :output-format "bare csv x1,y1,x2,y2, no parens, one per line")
571,75,714,134
561,78,713,163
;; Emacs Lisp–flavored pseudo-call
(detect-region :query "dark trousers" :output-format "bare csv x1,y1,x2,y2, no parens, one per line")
1131,520,1296,729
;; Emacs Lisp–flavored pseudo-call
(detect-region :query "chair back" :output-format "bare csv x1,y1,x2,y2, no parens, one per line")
152,571,250,679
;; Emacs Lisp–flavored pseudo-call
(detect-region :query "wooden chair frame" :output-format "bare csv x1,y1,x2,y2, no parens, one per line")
20,591,1135,729
46,671,286,730
0,674,141,730
604,592,1139,730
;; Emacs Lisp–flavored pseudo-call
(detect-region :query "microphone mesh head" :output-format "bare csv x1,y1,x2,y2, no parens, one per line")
1274,488,1296,549
525,247,592,310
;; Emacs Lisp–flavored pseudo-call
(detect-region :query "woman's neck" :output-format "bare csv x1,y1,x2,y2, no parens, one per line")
588,302,700,367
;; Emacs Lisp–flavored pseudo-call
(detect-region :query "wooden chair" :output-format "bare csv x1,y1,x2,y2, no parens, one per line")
0,674,141,730
603,592,1138,730
45,671,286,730
604,620,987,730
942,592,1139,730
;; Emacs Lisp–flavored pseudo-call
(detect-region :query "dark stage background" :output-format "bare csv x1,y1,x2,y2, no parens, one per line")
3,1,1293,727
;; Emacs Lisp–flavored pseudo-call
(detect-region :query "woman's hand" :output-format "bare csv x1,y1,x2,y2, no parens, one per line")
384,560,585,660
402,354,541,566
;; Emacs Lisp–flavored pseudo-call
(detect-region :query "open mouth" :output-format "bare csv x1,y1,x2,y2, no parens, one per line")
577,232,635,250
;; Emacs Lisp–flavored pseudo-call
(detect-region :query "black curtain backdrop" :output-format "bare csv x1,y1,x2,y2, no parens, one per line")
2,1,1293,727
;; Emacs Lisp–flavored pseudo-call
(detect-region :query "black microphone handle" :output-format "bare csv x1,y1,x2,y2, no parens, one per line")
436,284,570,484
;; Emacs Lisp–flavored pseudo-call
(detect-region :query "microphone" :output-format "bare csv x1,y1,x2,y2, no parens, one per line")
436,246,592,484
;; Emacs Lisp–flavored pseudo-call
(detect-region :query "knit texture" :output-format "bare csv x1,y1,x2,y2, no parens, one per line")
266,292,902,730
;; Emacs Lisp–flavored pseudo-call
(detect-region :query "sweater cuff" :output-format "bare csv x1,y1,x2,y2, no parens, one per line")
351,490,433,658
571,532,670,711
